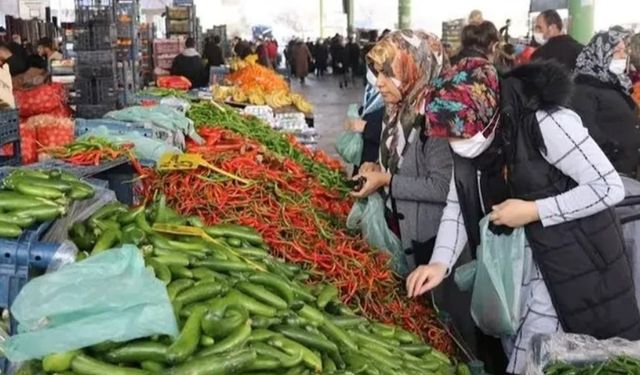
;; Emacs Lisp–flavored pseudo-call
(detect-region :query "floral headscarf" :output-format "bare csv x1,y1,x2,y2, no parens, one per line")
366,30,447,173
426,58,500,138
575,26,633,92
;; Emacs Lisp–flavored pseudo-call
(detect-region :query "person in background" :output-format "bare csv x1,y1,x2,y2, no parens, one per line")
468,9,484,25
571,27,640,178
348,67,386,176
306,38,315,75
10,34,26,61
24,42,46,69
330,34,344,76
347,36,361,85
411,56,640,375
0,42,28,76
451,21,500,65
292,39,312,85
256,38,272,68
233,37,252,59
499,19,511,42
37,37,62,63
531,9,583,71
314,38,329,77
170,37,207,88
266,37,279,68
339,37,352,88
204,36,224,67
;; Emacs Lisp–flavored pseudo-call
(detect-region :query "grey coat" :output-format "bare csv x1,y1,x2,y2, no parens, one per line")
389,136,453,271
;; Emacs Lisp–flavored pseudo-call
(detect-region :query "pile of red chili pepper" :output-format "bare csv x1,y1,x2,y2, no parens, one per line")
136,127,454,354
44,136,134,166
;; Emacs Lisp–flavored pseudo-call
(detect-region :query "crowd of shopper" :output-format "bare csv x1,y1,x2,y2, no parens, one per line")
344,9,640,375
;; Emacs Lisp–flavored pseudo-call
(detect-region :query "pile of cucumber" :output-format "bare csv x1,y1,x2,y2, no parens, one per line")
0,169,94,238
30,201,468,375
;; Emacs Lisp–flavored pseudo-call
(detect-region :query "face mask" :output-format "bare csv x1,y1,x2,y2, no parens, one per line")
533,32,547,46
609,58,627,75
450,113,499,159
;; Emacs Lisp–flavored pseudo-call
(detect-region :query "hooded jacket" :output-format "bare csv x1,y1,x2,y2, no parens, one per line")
453,61,640,340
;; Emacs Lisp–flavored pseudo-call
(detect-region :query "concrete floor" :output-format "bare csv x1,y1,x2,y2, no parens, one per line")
290,74,364,158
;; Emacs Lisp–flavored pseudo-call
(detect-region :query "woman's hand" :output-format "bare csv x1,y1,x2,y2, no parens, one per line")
490,199,540,228
406,263,448,298
358,162,381,174
350,171,391,198
344,118,367,133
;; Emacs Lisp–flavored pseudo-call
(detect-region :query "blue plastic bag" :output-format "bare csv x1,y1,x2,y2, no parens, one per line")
335,131,363,166
457,216,527,337
347,193,408,275
2,245,178,361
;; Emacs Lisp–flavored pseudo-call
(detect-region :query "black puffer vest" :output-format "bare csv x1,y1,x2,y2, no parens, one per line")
454,62,640,340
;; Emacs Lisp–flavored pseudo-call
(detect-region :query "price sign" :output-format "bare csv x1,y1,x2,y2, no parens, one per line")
158,153,207,171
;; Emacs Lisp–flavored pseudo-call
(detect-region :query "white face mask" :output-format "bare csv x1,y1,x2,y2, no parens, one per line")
609,58,628,75
449,113,499,159
533,32,547,46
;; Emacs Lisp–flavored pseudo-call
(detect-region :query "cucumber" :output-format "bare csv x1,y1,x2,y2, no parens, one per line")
15,182,64,199
0,223,23,238
70,354,148,375
14,205,65,221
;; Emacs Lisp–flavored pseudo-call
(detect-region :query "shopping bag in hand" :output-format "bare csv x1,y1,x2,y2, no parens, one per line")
347,193,408,275
335,131,363,165
455,216,527,337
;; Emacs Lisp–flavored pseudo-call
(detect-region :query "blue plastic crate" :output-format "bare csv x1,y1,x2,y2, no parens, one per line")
0,109,20,167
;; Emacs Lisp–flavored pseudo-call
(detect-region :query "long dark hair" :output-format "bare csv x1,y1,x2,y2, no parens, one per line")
461,21,499,58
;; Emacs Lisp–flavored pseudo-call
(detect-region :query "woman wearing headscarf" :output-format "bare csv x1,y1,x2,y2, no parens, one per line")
407,57,640,374
353,30,452,270
350,30,474,350
571,27,640,178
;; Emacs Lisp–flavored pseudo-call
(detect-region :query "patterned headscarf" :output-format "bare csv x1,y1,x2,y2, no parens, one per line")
630,33,640,71
575,26,633,92
425,58,500,138
366,30,447,173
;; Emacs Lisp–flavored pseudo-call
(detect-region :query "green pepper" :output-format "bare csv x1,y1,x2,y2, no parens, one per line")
269,335,322,373
104,341,168,364
166,305,208,364
146,258,172,284
174,281,227,305
201,304,249,338
91,229,121,255
166,279,194,300
273,325,338,354
164,349,256,375
248,272,294,304
236,281,288,310
42,351,79,372
71,354,148,375
196,320,252,357
315,284,338,309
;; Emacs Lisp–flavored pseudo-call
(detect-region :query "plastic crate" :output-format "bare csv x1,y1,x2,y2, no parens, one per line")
167,20,190,34
167,6,190,20
116,21,134,39
153,39,183,55
154,54,175,70
76,50,116,77
0,110,20,167
74,77,118,105
75,5,114,25
74,23,116,51
75,104,116,119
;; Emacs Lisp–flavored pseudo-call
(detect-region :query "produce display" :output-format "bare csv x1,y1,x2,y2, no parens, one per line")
43,137,134,166
187,102,346,193
134,122,453,354
0,169,94,238
157,76,193,91
544,356,640,374
212,85,314,113
226,61,289,92
54,200,465,375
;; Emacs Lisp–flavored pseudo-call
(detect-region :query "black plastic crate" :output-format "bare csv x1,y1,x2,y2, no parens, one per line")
75,104,116,119
75,5,114,25
76,50,116,77
74,23,116,51
0,109,20,167
74,77,117,105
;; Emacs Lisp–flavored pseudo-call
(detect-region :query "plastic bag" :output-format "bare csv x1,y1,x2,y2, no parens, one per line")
13,83,66,118
160,96,191,113
105,105,198,146
346,193,407,275
335,131,363,166
1,245,178,362
78,126,182,163
43,182,117,243
524,333,640,375
465,216,526,337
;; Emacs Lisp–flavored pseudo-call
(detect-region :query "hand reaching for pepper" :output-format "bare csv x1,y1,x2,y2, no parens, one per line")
350,171,391,198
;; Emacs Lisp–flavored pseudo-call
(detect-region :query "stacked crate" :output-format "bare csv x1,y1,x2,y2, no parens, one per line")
152,38,184,76
442,18,465,54
73,3,118,119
